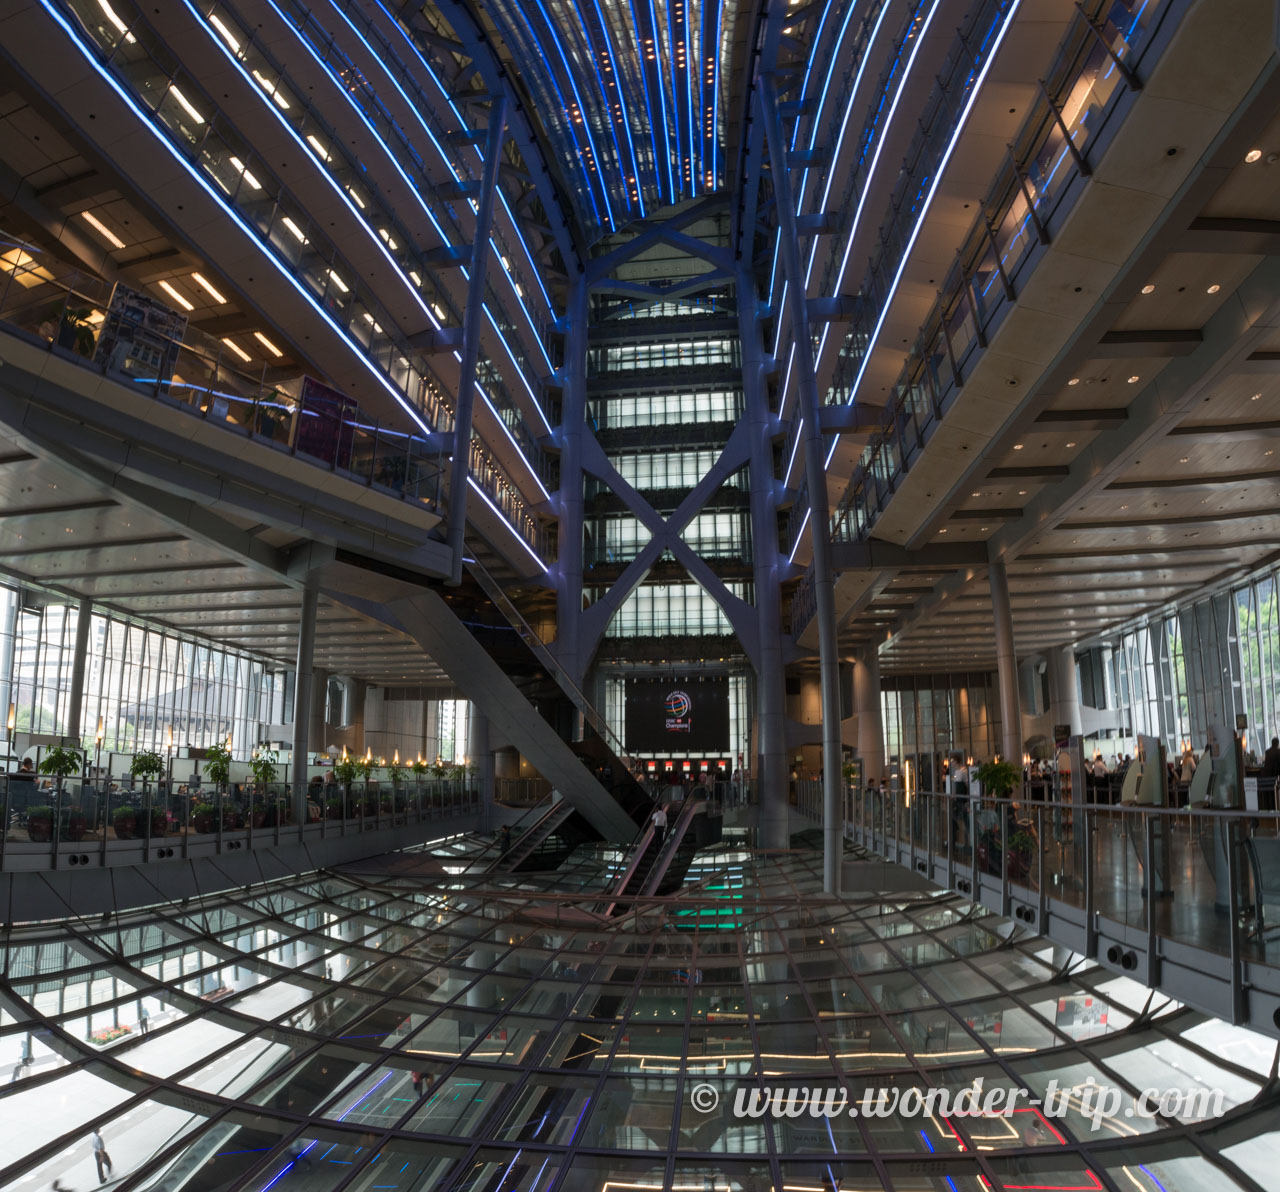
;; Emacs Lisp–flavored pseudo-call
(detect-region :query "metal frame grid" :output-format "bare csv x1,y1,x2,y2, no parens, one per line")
0,840,1275,1191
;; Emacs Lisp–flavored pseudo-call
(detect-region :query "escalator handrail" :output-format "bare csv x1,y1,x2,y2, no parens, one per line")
487,798,573,871
465,552,627,758
638,798,705,897
458,791,557,875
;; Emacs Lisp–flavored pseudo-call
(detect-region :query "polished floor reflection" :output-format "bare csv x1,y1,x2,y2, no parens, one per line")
0,834,1275,1191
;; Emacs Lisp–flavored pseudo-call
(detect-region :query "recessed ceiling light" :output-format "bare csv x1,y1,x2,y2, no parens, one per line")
1018,489,1028,496
1179,457,1189,464
157,279,193,311
1207,284,1220,294
80,210,125,249
1141,284,1155,294
253,331,283,357
228,156,262,190
938,528,947,534
1251,393,1262,401
1067,377,1080,386
221,337,251,363
167,85,205,125
971,491,980,497
191,273,227,304
1013,443,1024,450
1246,148,1263,163
1128,375,1140,383
1066,441,1077,448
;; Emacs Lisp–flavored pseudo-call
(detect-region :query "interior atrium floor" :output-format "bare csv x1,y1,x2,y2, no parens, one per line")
0,835,1277,1192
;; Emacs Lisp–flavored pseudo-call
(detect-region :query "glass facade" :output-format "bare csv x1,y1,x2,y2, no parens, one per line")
0,582,277,758
1089,562,1280,759
881,673,1003,789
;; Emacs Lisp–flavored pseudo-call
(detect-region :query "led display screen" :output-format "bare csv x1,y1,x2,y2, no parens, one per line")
625,677,729,752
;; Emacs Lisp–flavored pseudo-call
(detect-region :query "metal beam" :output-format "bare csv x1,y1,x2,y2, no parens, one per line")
447,95,507,585
760,74,843,894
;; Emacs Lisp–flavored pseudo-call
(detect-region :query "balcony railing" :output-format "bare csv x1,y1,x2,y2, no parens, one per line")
0,774,481,871
818,0,1175,555
832,786,1280,1029
0,231,447,505
0,231,557,562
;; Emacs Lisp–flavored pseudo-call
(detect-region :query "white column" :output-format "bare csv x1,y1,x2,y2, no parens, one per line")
990,558,1022,762
855,652,884,785
292,582,319,821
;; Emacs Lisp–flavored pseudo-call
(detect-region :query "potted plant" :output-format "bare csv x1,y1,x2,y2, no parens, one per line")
247,746,280,826
55,305,96,356
192,802,241,833
204,740,232,792
356,754,377,813
975,759,1021,799
26,804,88,842
35,745,87,839
842,762,858,787
332,754,359,817
1007,827,1038,883
112,804,139,840
130,749,166,787
39,744,84,786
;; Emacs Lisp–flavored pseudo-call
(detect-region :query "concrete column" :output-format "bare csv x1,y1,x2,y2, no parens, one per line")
990,558,1022,762
760,76,843,893
854,651,884,785
64,596,92,745
1049,644,1081,737
447,96,508,583
469,705,495,827
292,582,320,821
737,266,788,847
555,278,588,696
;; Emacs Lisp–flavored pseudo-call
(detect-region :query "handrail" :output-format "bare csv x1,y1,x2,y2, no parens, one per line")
464,552,628,760
811,0,1174,561
483,797,571,872
460,790,557,874
600,817,659,916
638,797,704,897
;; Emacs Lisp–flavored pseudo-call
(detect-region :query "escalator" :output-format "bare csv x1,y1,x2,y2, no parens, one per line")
488,799,598,873
325,550,651,843
605,797,723,914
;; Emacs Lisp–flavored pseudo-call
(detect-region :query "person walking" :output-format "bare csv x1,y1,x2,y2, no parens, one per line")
138,1004,150,1036
90,1129,112,1184
650,803,667,847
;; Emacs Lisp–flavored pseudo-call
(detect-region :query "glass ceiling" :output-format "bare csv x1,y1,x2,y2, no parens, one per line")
0,836,1275,1191
481,0,739,239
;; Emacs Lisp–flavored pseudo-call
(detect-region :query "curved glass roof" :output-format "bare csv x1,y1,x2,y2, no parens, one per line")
0,838,1275,1191
480,0,740,239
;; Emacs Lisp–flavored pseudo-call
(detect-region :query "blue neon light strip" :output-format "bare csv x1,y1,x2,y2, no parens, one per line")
36,0,434,435
789,0,1026,561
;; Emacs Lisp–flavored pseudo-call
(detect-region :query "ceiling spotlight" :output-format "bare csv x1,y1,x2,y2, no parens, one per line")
1246,148,1263,163
1066,441,1077,448
1179,457,1189,464
1067,377,1080,386
1013,443,1024,451
1128,375,1140,383
1207,284,1220,294
1141,284,1155,294
1251,393,1262,401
